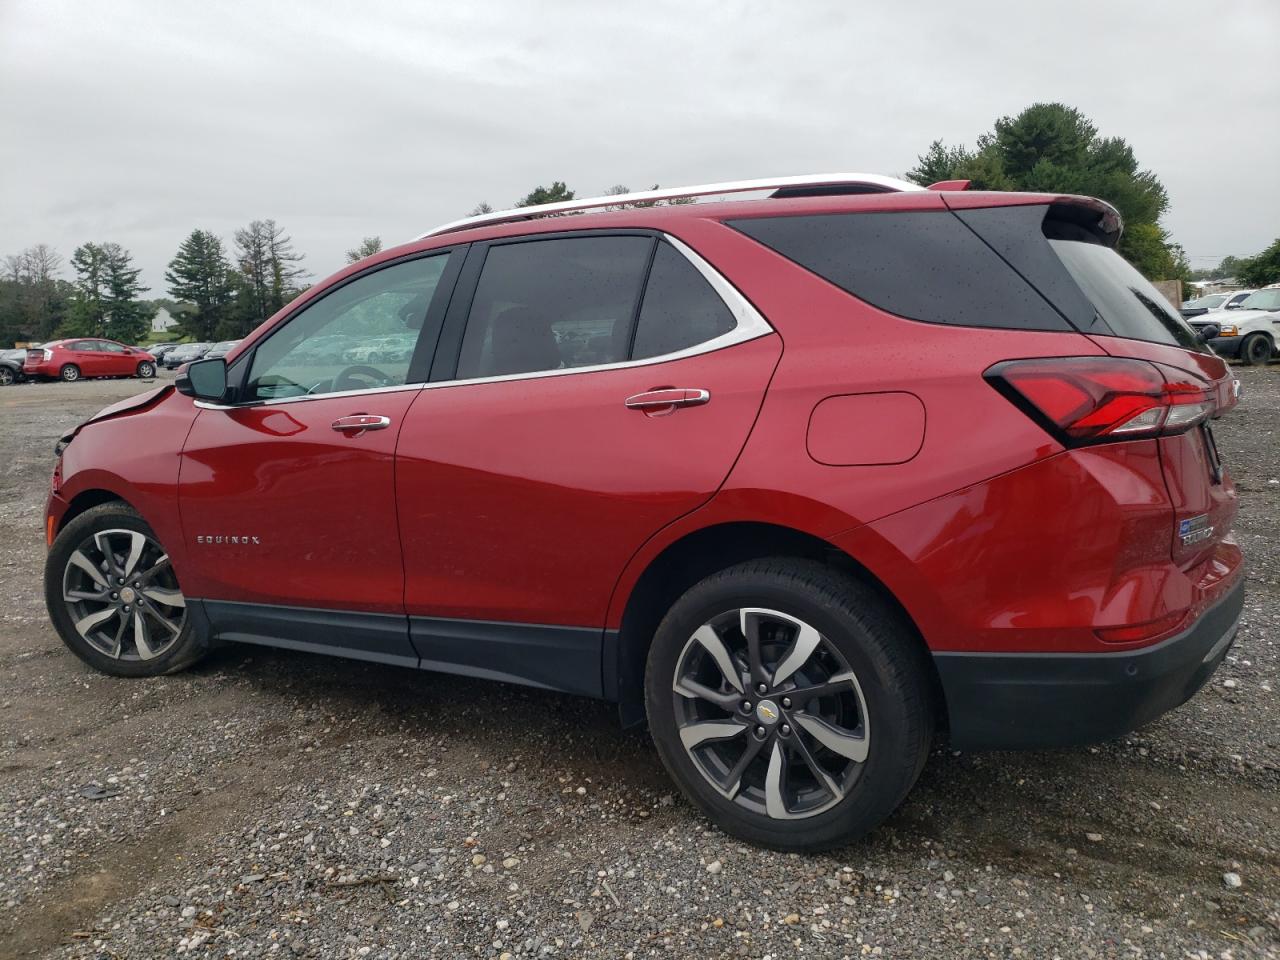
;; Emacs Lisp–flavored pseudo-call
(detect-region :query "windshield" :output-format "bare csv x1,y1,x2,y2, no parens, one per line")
1238,289,1280,312
1049,239,1203,351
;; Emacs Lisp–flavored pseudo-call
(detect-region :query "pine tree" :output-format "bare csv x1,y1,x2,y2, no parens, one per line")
67,242,149,341
165,229,233,340
230,220,307,336
515,182,574,207
345,236,383,264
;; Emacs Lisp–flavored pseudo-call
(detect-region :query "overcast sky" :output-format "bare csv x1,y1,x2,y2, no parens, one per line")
2,0,1277,291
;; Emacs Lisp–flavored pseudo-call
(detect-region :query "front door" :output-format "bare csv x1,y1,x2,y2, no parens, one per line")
396,233,781,694
95,340,134,375
178,251,458,666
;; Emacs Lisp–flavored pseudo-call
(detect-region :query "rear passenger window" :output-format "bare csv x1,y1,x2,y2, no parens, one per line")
457,236,652,379
728,211,1070,331
632,242,736,359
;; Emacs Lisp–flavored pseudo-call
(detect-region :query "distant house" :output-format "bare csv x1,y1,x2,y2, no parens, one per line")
151,306,179,334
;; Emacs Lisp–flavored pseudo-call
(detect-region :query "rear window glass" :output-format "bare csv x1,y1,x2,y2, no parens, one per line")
457,236,652,379
727,211,1070,331
632,242,735,359
1048,240,1202,350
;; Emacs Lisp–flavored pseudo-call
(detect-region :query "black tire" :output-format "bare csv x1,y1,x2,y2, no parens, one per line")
60,363,80,382
0,366,13,386
137,360,156,379
1240,333,1273,366
645,558,934,851
45,502,209,677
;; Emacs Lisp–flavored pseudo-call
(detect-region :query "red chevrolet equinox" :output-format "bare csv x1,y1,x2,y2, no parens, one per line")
43,175,1243,850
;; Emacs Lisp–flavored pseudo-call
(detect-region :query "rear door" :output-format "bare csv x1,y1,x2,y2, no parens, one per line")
70,340,107,376
395,232,781,694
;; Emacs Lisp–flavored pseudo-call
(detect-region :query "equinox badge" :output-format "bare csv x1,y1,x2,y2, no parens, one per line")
1178,515,1214,547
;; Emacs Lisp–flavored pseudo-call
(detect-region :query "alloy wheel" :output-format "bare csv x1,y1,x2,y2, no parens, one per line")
672,608,870,820
61,528,186,660
0,367,13,385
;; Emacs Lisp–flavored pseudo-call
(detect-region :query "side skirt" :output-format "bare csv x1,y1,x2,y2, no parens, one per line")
194,600,610,699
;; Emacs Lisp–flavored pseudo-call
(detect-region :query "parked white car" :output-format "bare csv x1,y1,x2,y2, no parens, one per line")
1180,289,1254,318
1189,287,1280,365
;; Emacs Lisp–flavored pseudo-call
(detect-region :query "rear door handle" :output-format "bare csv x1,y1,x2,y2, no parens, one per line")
624,388,711,411
331,414,392,434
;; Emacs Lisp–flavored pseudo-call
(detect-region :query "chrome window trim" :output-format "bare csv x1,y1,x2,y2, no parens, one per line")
193,232,772,411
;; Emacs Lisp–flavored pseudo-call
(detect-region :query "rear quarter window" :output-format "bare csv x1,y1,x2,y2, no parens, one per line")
727,211,1070,331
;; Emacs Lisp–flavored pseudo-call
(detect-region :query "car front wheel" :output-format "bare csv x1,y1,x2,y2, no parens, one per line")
645,558,934,851
45,503,209,677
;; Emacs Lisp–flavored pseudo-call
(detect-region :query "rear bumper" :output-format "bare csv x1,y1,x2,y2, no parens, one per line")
934,577,1244,750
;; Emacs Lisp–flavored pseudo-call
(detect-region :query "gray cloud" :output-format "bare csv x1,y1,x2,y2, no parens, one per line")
2,0,1277,289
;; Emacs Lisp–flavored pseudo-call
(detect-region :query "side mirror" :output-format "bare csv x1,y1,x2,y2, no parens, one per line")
1225,302,1241,310
1197,323,1221,343
175,357,228,401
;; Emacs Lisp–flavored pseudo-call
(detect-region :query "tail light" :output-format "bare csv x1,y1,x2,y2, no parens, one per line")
42,348,53,361
986,357,1217,446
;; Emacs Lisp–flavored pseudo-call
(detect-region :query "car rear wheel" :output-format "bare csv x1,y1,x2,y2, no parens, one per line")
60,364,80,382
45,503,209,677
644,558,934,851
0,366,13,386
137,360,156,379
1240,333,1273,366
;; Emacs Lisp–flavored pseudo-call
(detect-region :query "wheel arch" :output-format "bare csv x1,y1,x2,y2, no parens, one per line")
607,520,942,728
58,489,137,533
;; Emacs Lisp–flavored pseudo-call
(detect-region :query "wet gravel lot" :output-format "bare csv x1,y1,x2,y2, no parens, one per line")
1,368,1277,959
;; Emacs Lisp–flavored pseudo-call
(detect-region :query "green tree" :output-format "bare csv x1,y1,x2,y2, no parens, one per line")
230,220,308,336
66,242,150,342
515,182,574,207
907,103,1181,280
345,236,383,264
1237,238,1280,287
0,244,70,342
165,229,233,341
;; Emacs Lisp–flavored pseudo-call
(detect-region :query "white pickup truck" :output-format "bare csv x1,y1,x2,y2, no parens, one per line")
1189,286,1280,365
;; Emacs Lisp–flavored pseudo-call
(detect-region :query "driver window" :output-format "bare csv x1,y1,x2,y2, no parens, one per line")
246,255,447,402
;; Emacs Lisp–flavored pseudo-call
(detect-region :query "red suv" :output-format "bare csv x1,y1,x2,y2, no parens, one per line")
26,338,158,382
42,175,1243,850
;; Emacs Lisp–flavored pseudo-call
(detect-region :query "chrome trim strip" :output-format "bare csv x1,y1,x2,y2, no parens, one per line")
195,381,423,411
194,232,773,410
418,172,923,238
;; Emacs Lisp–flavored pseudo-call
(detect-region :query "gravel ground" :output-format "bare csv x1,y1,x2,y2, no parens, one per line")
0,367,1277,959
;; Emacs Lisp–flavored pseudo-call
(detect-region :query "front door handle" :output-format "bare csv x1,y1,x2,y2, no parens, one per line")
624,388,711,411
331,414,392,434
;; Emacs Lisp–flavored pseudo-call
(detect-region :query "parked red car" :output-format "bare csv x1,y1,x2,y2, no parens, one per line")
25,338,158,382
42,175,1243,850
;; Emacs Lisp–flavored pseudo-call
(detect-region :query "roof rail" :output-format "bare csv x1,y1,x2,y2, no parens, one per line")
419,173,924,238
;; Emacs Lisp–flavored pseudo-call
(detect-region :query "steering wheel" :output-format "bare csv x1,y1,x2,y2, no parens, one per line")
330,364,393,393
